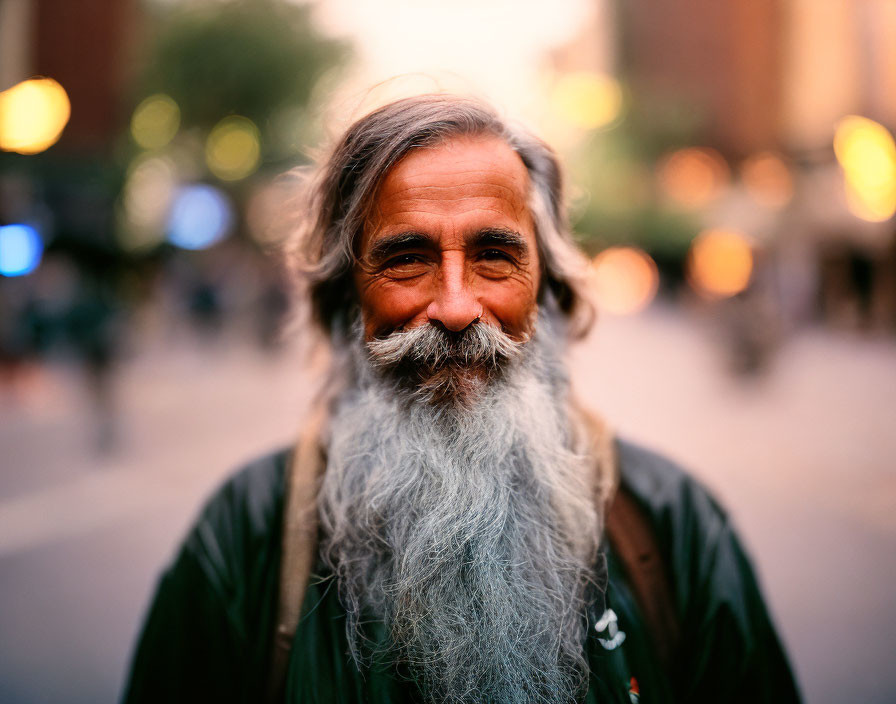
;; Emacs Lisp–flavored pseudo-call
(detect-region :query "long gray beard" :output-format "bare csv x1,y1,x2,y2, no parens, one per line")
318,320,601,704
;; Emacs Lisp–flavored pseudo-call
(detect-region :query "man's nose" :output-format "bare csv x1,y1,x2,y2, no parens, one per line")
426,259,482,331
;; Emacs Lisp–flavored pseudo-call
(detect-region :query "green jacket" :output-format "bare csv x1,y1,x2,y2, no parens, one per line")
122,440,801,703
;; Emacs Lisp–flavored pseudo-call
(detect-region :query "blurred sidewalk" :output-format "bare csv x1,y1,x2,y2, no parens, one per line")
1,305,895,704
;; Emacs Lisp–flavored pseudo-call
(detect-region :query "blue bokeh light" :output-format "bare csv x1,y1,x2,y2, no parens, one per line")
166,184,234,250
0,224,43,277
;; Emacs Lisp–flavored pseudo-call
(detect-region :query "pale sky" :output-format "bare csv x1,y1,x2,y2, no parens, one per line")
310,0,601,126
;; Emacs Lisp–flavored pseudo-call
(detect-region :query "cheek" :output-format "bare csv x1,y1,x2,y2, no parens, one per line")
481,278,539,334
358,279,430,334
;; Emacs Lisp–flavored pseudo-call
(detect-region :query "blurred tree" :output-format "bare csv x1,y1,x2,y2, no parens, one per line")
138,0,347,161
110,1,350,344
570,118,699,264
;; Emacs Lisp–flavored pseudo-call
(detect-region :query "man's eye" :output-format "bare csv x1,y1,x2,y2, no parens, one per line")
382,254,428,278
386,254,424,266
479,249,513,262
476,250,516,278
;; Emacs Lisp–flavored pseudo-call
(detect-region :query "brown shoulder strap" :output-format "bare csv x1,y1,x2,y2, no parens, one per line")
266,410,327,704
605,483,680,668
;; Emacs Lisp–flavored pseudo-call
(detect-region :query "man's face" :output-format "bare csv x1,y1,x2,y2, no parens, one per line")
354,134,541,341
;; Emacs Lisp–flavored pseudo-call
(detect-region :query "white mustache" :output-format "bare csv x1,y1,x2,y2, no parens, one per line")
366,323,526,374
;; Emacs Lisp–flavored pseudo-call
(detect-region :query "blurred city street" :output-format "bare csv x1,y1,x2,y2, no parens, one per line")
3,1,896,703
1,305,894,704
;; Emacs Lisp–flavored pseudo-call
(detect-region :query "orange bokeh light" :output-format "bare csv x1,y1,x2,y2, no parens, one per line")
589,246,659,315
552,71,623,131
0,78,71,155
686,228,753,299
656,147,729,209
742,152,794,209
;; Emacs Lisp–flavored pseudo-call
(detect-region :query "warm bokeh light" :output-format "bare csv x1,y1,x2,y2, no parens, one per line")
589,246,659,315
119,155,178,252
167,183,234,250
130,94,180,151
205,116,261,181
246,179,294,247
552,71,622,130
833,115,896,222
0,224,43,277
842,181,894,223
0,78,71,155
686,228,754,299
742,152,794,209
657,147,729,209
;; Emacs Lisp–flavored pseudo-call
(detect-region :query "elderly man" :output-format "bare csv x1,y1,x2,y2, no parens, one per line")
122,95,801,704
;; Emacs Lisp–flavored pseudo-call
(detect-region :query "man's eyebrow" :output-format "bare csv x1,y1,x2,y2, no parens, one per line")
367,232,435,262
468,228,529,256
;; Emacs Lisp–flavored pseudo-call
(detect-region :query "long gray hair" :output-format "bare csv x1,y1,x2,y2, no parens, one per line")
287,94,594,340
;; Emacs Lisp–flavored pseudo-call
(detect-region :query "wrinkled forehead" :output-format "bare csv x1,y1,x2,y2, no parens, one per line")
363,134,534,241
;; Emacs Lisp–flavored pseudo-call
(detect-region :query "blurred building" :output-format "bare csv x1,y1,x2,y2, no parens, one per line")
1,0,139,151
619,0,782,159
617,0,896,157
783,0,896,151
1,0,140,261
1,0,139,414
566,0,896,332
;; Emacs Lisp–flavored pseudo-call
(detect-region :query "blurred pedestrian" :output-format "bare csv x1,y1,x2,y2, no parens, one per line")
66,276,123,452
